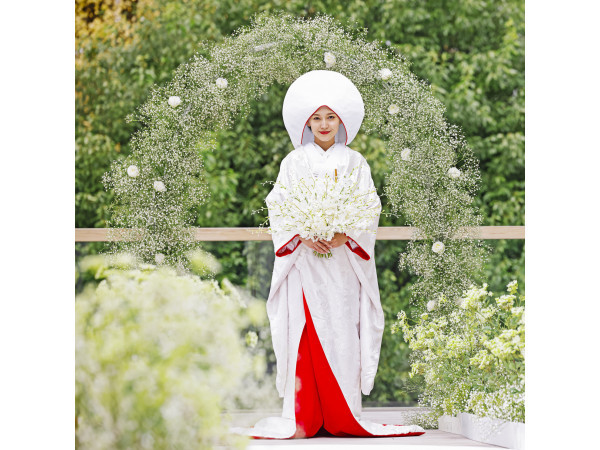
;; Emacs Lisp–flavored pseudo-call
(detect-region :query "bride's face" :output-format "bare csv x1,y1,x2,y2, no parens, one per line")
307,106,341,145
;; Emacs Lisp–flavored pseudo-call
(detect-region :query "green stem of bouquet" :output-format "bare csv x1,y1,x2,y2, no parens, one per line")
313,250,333,258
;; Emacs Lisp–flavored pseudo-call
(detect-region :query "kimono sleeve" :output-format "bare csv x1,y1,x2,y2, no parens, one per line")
265,156,301,257
345,158,381,260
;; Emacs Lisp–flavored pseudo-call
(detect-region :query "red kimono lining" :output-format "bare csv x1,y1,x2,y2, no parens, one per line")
252,290,426,439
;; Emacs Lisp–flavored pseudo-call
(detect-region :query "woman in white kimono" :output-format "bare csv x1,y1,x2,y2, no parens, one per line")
234,70,425,439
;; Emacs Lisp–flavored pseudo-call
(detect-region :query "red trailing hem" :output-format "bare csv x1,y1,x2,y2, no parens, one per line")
289,290,426,439
276,234,301,257
345,235,370,261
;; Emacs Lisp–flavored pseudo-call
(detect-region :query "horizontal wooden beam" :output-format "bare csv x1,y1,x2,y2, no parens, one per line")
76,226,524,242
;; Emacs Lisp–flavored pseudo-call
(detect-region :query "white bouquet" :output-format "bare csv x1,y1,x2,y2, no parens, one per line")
265,167,380,258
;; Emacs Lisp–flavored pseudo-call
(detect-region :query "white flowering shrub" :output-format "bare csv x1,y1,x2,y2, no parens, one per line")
392,281,524,424
103,12,485,311
75,258,256,449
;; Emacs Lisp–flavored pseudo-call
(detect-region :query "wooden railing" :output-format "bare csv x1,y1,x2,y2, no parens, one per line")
75,226,524,242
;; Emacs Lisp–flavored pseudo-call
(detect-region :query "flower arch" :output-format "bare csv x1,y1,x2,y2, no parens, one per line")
103,11,485,308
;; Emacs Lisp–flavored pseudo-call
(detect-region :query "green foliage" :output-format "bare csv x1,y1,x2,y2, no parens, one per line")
76,0,524,405
393,281,525,423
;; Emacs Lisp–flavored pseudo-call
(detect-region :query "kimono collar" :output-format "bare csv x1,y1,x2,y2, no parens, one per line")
307,142,341,159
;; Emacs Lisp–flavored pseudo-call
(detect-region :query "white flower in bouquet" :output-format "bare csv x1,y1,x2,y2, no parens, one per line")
447,167,461,179
432,241,445,254
265,167,379,257
388,103,400,114
155,253,165,264
216,77,228,89
168,96,181,107
324,51,336,68
427,300,436,311
127,165,139,178
154,180,166,192
401,148,411,161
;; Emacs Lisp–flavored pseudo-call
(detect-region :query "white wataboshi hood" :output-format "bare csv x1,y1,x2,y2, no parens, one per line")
282,70,365,149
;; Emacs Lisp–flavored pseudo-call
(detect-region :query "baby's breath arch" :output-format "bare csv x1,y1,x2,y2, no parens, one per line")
104,11,485,308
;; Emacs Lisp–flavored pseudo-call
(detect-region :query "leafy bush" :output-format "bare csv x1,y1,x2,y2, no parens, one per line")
393,281,524,425
75,257,255,449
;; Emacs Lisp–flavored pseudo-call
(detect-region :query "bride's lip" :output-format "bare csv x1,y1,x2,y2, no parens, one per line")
319,131,331,134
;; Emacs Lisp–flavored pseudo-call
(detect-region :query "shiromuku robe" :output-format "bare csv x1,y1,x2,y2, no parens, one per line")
231,69,424,439
268,142,382,408
231,143,424,438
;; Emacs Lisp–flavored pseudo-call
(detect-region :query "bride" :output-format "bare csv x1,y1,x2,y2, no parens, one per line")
233,70,425,439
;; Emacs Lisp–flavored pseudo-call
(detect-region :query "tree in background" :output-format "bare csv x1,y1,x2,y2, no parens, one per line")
76,0,524,404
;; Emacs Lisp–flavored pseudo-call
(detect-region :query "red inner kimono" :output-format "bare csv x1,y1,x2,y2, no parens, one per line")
251,235,426,440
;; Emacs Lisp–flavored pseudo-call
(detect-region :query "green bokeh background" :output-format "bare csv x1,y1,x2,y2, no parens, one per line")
76,0,524,405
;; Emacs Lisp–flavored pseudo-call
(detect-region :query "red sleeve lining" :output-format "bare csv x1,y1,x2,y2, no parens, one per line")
276,234,301,257
345,235,370,261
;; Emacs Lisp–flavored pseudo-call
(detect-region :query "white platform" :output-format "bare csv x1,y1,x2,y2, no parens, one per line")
225,408,504,449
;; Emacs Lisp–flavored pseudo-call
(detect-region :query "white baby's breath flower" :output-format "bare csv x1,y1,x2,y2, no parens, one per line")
324,51,336,68
379,68,393,80
154,253,165,264
252,42,277,52
127,165,139,178
432,241,445,254
388,103,400,114
215,77,228,89
427,300,436,311
448,167,461,179
401,148,411,161
167,96,181,107
153,180,166,192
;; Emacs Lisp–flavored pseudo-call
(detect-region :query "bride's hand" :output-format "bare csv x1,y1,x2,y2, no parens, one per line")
299,237,331,254
327,233,349,249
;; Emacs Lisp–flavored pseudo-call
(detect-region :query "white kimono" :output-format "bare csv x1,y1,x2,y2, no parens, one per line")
267,142,384,412
231,70,424,439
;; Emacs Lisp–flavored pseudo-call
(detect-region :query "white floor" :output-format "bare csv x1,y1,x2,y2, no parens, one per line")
226,407,504,449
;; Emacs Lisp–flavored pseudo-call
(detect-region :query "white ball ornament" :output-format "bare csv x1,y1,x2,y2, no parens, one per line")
154,253,165,264
427,300,437,311
153,180,166,192
379,68,393,80
448,167,461,179
168,96,181,107
432,241,445,254
388,103,400,114
401,148,411,161
127,165,139,178
216,77,228,89
323,51,336,68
